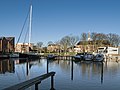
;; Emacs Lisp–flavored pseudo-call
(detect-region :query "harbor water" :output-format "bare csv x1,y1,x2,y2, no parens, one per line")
0,58,120,90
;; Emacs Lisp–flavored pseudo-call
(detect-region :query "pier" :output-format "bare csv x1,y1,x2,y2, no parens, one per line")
55,56,73,60
4,72,56,90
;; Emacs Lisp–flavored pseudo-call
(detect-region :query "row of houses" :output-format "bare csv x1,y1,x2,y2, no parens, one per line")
0,37,35,53
47,40,112,53
0,36,119,55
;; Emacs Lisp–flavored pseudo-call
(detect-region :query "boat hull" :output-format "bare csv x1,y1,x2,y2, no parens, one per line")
19,53,40,59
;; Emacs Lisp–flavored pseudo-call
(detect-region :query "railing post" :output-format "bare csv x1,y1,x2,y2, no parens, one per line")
50,75,55,90
35,81,41,90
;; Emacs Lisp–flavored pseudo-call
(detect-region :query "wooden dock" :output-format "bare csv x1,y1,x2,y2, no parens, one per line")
4,72,55,90
55,56,73,60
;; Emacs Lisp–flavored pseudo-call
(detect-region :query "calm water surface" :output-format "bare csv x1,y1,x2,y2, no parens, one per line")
0,58,120,90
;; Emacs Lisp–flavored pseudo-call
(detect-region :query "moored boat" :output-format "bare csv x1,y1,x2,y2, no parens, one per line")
94,54,104,62
73,53,84,61
47,54,56,60
19,53,40,59
83,53,94,61
9,53,19,58
73,55,81,60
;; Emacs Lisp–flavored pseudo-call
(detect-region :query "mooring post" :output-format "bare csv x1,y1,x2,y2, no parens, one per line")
50,75,55,90
35,82,41,90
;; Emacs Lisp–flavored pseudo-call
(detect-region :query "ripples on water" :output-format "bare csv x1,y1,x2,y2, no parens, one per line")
0,58,120,90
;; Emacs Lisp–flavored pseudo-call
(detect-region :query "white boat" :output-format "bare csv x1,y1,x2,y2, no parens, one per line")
94,54,104,62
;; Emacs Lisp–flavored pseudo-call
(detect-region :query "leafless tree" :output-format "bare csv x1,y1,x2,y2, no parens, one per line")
91,32,97,41
113,34,120,47
80,33,87,52
47,41,54,46
81,33,87,41
107,33,120,47
60,36,71,55
69,35,79,52
91,33,107,47
37,42,43,53
37,42,43,47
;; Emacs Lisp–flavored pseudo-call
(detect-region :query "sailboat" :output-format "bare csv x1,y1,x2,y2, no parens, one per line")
18,4,40,59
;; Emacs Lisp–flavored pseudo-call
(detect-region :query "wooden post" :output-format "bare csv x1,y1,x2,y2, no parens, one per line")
71,60,73,80
50,75,55,90
101,62,103,84
47,59,49,73
35,82,41,90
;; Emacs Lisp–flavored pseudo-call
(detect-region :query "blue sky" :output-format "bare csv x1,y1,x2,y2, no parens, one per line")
0,0,120,46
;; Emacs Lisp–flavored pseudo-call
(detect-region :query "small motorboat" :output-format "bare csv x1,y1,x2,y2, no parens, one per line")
83,53,94,61
47,54,56,60
73,53,84,61
73,55,81,60
94,54,104,62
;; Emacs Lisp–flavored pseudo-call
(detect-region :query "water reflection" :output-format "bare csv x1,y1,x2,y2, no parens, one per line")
0,59,15,74
1,58,120,90
71,60,104,84
15,59,41,76
46,59,104,84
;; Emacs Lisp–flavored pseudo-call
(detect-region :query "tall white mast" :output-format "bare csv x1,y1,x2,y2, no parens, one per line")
29,5,32,47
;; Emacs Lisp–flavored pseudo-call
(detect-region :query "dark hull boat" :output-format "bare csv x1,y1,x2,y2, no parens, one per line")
73,53,84,61
19,53,28,58
72,55,82,62
94,54,104,62
83,53,94,61
19,53,40,59
47,54,56,60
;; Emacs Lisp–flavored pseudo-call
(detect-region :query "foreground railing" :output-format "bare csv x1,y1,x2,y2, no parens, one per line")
4,72,55,90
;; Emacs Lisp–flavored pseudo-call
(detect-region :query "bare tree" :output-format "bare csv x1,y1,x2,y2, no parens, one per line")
37,42,43,53
91,32,97,41
113,34,120,47
81,33,87,41
47,41,53,45
90,32,98,51
37,42,43,48
107,33,120,47
60,36,71,55
80,33,87,52
94,33,107,46
69,35,79,52
107,33,115,46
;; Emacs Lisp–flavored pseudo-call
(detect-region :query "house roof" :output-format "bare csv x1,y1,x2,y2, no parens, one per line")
77,40,110,45
0,37,14,41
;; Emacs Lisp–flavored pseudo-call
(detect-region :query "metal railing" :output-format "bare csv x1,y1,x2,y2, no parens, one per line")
4,72,55,90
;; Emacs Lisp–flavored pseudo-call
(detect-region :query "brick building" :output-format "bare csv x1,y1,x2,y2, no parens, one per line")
15,43,34,53
0,37,15,53
47,44,60,53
